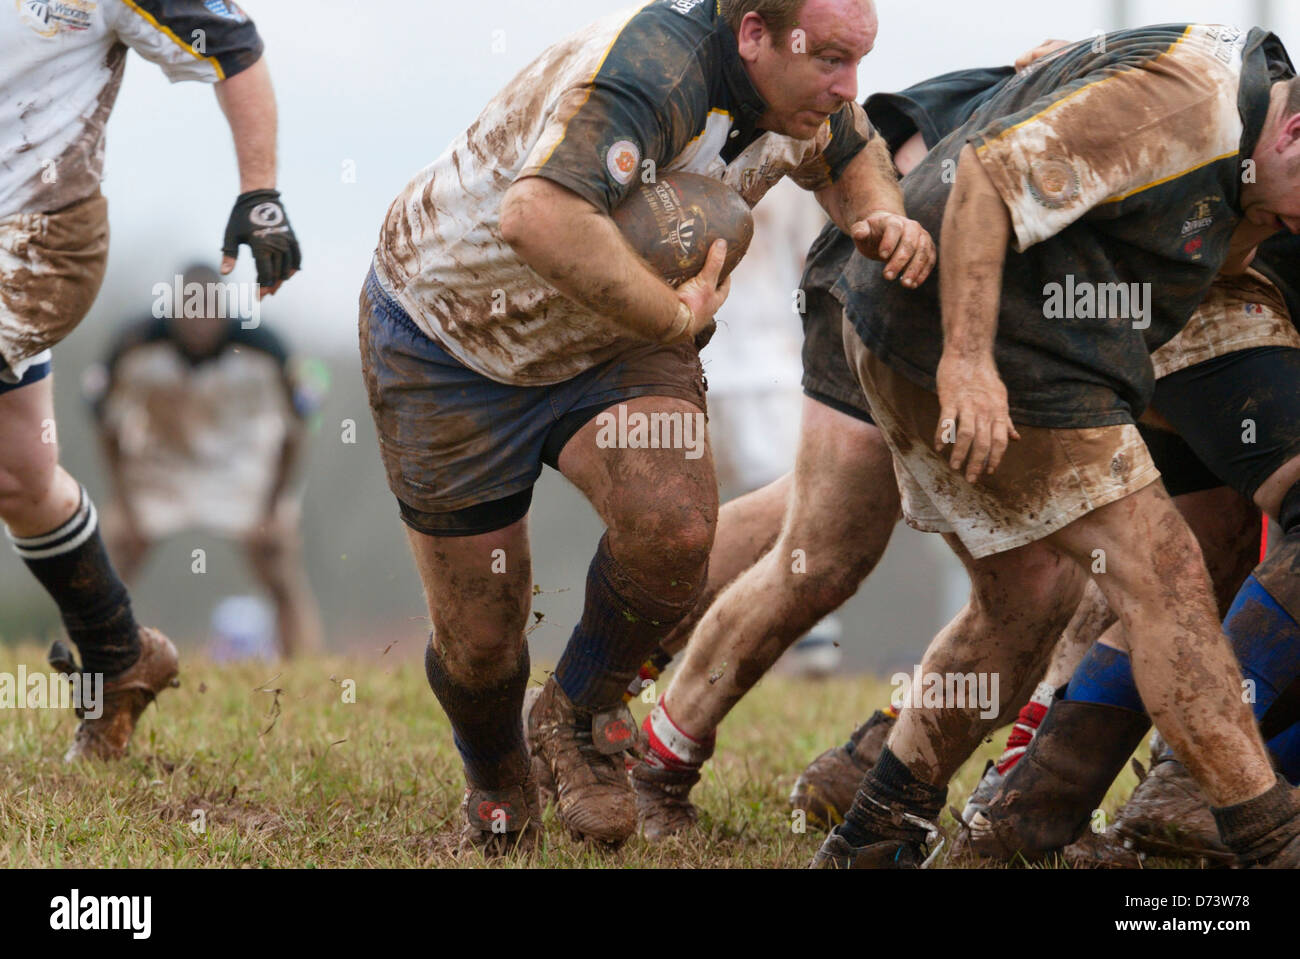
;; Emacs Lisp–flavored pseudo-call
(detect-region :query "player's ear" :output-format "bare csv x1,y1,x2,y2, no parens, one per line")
1281,110,1300,153
735,12,768,61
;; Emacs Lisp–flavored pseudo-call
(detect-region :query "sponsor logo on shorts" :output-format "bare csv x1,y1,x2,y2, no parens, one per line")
890,666,999,720
1026,157,1080,209
0,666,102,719
1042,274,1152,329
606,139,641,185
18,0,96,37
151,274,261,329
594,403,706,460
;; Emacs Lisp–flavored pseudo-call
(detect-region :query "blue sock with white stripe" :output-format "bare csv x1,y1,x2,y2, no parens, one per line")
7,485,141,677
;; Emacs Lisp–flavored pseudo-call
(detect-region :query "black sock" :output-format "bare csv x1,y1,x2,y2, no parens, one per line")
8,486,140,677
555,533,700,709
424,637,530,791
1212,775,1300,866
839,746,948,847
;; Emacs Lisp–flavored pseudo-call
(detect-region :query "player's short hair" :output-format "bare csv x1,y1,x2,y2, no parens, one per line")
720,0,809,42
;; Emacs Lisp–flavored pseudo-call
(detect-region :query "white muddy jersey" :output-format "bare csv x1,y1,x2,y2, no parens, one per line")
0,0,263,217
374,0,875,387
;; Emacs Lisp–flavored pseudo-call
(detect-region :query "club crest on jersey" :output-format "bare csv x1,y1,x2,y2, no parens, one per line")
1027,157,1080,209
202,0,248,22
18,0,96,37
606,140,641,185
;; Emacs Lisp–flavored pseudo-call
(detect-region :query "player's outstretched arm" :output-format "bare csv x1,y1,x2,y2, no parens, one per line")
500,176,728,344
935,143,1019,482
817,137,935,289
215,58,301,296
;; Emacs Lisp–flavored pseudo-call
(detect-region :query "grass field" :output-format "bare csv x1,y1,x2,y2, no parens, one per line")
0,641,1176,868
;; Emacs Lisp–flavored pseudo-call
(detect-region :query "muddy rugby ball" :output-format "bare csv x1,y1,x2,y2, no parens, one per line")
612,172,754,287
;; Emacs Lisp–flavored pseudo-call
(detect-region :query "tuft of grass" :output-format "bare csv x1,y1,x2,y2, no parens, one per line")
0,643,1196,868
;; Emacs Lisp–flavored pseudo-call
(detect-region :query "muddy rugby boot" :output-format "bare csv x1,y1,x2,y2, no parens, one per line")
527,676,638,844
811,747,947,869
1111,755,1233,864
458,769,543,858
521,685,557,808
811,825,933,869
790,710,895,827
958,691,1149,861
631,724,717,842
960,689,1053,824
50,627,180,762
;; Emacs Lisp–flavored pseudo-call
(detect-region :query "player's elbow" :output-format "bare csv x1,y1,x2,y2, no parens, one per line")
499,179,550,254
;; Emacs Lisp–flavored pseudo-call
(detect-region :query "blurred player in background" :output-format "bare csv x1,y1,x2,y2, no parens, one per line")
85,264,323,658
1,0,299,760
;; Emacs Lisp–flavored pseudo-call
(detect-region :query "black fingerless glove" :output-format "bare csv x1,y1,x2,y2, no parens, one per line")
222,189,302,289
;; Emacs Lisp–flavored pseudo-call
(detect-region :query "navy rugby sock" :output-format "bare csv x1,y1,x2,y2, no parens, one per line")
7,486,141,677
424,639,530,791
1223,575,1300,784
1061,575,1300,783
555,534,699,710
839,746,947,847
1064,643,1145,714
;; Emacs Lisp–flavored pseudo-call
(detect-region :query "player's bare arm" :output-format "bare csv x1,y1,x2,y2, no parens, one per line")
934,143,1019,481
499,176,729,343
817,137,935,288
215,57,301,297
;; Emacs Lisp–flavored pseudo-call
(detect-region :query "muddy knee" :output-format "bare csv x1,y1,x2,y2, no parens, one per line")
608,510,714,600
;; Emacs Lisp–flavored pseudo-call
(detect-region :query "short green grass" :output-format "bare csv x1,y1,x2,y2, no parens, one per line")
0,642,1186,868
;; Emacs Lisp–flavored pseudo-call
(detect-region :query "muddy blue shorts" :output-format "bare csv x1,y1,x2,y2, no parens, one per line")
358,264,708,536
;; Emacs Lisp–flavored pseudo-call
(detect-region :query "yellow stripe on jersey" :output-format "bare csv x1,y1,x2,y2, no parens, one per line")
976,25,1194,152
536,3,655,170
119,0,227,80
1099,149,1239,204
